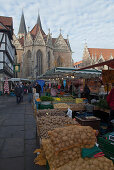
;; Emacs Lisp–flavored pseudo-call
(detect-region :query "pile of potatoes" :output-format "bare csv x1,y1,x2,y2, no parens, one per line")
54,103,70,109
48,125,96,155
36,109,66,117
56,157,114,170
37,116,79,139
42,138,81,169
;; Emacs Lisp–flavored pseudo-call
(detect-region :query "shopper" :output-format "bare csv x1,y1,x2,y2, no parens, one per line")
20,82,24,102
34,82,41,97
51,86,58,97
107,83,114,132
28,82,33,103
83,84,90,101
14,83,22,104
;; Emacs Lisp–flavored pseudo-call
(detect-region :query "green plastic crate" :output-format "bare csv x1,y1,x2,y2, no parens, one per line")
98,133,114,162
39,104,54,110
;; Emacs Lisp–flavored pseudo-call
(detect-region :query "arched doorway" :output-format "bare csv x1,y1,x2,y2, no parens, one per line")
36,50,42,76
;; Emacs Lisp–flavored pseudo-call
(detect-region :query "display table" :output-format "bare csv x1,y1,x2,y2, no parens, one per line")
94,106,110,114
75,116,101,130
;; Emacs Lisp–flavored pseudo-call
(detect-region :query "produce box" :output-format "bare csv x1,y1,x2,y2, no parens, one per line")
39,104,54,110
97,132,114,162
69,103,85,111
36,109,66,117
37,116,79,139
75,116,100,130
76,98,83,104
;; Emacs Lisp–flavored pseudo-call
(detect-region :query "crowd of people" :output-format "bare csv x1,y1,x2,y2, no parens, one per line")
14,81,41,104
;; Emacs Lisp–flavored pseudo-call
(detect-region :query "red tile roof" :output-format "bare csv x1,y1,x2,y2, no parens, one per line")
30,24,46,39
0,22,8,30
74,61,82,66
0,16,13,27
88,48,114,61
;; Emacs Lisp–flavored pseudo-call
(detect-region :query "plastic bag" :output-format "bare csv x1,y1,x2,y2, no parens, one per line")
67,108,72,118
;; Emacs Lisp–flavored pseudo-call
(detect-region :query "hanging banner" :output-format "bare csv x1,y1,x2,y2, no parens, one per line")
63,80,66,87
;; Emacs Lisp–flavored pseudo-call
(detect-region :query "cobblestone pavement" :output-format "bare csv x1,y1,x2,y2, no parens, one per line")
0,95,46,170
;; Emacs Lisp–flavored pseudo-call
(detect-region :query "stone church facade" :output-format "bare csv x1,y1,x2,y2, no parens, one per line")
13,12,73,79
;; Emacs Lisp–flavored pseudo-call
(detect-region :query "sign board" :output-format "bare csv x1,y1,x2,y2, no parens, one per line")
13,64,20,72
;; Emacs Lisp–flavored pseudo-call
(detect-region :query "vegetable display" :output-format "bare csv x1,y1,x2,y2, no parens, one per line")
54,103,70,109
36,109,65,117
56,157,114,170
37,116,79,139
48,125,96,155
42,139,81,169
40,96,54,101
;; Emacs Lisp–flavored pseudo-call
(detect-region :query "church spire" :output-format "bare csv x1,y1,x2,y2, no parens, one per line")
18,10,27,38
37,11,42,29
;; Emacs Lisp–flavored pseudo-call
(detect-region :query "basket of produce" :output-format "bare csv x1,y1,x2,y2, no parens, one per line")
54,103,70,111
37,116,79,139
36,109,66,117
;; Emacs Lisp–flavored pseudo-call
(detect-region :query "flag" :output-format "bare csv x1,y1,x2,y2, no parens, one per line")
4,77,9,94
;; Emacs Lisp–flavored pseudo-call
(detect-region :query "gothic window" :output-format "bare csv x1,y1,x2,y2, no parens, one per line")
57,56,62,67
48,51,50,69
36,50,42,76
26,50,32,77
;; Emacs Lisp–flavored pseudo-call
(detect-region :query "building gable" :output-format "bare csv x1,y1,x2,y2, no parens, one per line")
25,32,33,46
34,29,45,46
46,33,53,48
13,34,23,50
54,34,69,51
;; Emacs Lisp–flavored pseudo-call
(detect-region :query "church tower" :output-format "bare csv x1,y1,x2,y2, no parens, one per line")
18,11,27,38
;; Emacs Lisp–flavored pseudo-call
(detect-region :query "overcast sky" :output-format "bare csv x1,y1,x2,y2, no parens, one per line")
1,0,114,62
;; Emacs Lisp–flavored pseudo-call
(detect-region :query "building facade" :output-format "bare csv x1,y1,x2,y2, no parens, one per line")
13,12,73,79
82,43,114,70
74,61,82,69
0,16,16,91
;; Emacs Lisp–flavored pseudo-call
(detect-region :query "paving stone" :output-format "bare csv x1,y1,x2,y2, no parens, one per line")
3,116,24,126
25,129,36,140
25,143,36,155
0,95,46,169
0,126,24,138
0,138,24,158
25,156,46,170
25,139,36,145
0,139,5,151
0,157,24,170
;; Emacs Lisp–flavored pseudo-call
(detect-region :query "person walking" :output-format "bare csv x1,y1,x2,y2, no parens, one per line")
20,82,24,102
14,83,22,104
28,82,33,103
107,83,114,132
34,82,41,97
83,84,90,102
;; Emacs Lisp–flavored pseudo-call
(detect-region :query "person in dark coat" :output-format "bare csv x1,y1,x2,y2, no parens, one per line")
20,82,24,102
107,83,114,132
83,84,90,101
14,83,22,104
34,82,41,97
28,82,33,103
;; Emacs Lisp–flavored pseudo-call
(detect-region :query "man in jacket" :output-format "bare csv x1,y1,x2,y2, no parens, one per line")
107,83,114,131
34,82,41,97
14,83,22,104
